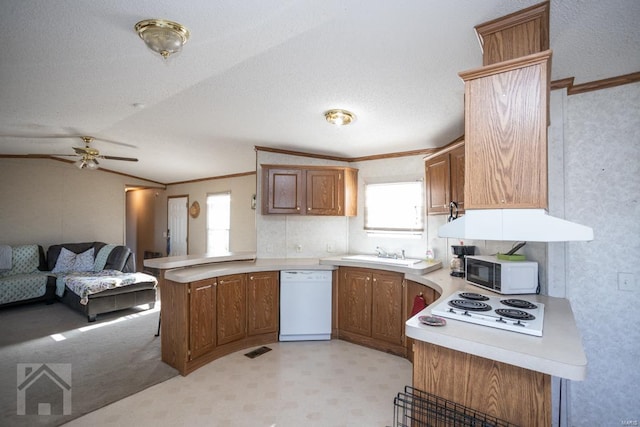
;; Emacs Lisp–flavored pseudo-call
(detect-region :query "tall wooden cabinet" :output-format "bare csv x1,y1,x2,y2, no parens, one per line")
262,165,358,216
161,271,279,375
425,142,465,215
337,267,405,356
460,50,551,209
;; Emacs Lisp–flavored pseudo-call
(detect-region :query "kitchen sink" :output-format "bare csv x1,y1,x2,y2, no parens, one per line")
341,254,423,267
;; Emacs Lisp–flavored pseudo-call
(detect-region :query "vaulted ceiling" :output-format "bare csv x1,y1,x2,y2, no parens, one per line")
1,1,638,183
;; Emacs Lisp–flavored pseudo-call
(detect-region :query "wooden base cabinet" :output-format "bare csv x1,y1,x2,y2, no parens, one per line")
405,280,440,363
161,271,279,375
337,267,406,356
413,341,551,426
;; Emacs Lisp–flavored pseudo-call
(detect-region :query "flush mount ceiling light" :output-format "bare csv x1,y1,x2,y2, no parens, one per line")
134,19,190,59
324,109,356,126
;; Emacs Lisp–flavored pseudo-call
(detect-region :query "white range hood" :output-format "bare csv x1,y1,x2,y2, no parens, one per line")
438,209,593,242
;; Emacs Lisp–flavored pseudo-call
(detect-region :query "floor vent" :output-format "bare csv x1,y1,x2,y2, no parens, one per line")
244,346,272,359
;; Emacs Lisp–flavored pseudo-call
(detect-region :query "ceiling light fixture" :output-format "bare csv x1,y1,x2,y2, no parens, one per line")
134,19,190,59
75,157,99,170
324,109,356,126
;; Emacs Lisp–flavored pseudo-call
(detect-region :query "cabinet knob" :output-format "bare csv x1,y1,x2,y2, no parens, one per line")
296,206,300,211
307,207,311,211
249,276,254,280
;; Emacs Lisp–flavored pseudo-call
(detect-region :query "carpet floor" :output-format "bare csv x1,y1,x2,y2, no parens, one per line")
0,300,178,427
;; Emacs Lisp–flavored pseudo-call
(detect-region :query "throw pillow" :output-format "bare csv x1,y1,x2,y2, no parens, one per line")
51,247,95,273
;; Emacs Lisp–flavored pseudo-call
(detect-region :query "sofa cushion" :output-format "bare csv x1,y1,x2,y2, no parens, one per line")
0,272,49,304
51,247,95,273
0,245,41,278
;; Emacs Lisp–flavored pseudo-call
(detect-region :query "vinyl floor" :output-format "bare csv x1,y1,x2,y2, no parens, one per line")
62,339,412,427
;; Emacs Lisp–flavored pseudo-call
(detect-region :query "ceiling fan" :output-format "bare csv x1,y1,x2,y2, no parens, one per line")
29,136,138,170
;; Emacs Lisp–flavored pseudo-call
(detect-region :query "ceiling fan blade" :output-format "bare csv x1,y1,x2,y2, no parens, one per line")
99,155,138,162
27,153,78,158
73,146,89,154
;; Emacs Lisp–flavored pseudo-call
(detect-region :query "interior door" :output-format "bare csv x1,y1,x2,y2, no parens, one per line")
167,195,188,256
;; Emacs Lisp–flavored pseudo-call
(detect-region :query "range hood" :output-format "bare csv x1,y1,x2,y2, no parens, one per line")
438,209,593,242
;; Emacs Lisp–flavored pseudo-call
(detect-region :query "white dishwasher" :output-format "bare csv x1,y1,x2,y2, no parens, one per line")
279,270,332,341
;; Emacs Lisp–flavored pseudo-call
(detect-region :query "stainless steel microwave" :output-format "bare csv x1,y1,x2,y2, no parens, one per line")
465,255,538,294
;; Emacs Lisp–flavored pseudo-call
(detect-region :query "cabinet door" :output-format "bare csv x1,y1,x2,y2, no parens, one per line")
189,279,216,360
263,167,304,214
425,154,451,215
306,169,343,215
247,271,279,336
338,268,372,336
371,272,404,345
449,145,465,214
462,53,549,209
216,274,247,345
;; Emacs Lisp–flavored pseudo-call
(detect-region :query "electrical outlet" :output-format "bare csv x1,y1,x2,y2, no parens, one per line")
326,243,335,253
295,244,302,253
618,272,636,291
266,244,273,253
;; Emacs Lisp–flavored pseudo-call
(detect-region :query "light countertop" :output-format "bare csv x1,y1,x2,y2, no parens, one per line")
153,253,586,380
143,251,256,269
163,258,334,283
404,268,587,381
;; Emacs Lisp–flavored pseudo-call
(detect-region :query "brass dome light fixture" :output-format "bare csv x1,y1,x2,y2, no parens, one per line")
324,109,356,126
134,19,190,59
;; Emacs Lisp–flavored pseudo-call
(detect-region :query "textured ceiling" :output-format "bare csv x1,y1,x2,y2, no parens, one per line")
1,0,638,183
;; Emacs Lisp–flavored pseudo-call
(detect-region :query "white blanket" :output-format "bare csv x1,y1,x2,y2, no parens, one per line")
0,245,11,270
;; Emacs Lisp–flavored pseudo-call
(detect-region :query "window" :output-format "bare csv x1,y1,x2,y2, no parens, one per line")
206,192,231,254
364,181,423,233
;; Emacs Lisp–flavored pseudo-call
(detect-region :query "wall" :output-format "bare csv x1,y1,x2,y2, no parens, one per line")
564,82,640,425
0,158,155,249
162,173,257,255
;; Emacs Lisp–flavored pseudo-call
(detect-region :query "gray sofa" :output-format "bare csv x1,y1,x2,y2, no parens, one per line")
0,242,157,322
0,244,55,307
47,242,157,322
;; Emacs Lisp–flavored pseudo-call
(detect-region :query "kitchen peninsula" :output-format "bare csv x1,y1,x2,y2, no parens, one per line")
147,255,586,426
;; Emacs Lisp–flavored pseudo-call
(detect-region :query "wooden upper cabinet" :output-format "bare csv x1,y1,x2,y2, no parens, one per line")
460,51,551,209
475,1,549,66
425,142,465,215
263,167,304,214
262,165,357,216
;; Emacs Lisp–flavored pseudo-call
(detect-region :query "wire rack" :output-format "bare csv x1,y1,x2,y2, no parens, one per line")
393,386,517,427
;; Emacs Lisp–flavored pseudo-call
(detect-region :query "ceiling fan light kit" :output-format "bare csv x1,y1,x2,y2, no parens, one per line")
324,109,356,126
134,19,190,59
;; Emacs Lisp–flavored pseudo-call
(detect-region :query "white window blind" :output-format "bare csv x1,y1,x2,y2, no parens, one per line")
206,192,231,254
364,181,424,233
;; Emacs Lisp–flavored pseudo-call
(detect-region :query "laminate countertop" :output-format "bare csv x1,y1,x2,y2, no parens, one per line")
404,268,587,381
151,254,586,381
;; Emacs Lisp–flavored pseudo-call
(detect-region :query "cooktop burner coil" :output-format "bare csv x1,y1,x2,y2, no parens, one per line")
494,308,536,321
448,299,492,312
500,299,538,310
459,292,490,301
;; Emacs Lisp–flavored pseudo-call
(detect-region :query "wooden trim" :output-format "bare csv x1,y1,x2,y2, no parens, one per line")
459,50,552,81
474,1,549,49
423,136,464,161
255,145,443,163
0,155,166,185
166,170,256,186
551,71,640,95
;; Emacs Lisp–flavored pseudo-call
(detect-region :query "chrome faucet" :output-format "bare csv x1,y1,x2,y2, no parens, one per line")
375,246,406,259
